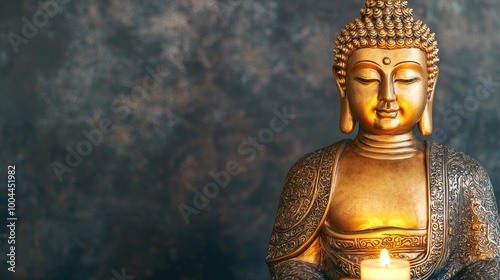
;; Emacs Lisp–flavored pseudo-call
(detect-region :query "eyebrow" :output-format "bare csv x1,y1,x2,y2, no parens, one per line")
394,61,422,67
354,60,381,67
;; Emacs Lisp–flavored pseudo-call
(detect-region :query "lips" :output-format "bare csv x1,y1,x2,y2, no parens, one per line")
376,110,399,118
376,103,399,118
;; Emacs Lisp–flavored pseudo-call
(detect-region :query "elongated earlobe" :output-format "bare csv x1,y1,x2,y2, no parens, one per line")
419,68,439,136
418,100,433,136
333,65,356,134
340,97,356,134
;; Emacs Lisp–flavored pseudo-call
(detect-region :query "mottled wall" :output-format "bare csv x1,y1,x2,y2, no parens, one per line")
1,0,500,279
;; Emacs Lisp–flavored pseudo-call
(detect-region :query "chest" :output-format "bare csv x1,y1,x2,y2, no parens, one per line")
326,153,428,232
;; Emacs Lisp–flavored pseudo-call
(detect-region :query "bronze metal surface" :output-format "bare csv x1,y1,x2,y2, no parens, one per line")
266,0,500,279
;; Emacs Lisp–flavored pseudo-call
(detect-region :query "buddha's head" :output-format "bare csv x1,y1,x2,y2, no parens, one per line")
333,0,439,136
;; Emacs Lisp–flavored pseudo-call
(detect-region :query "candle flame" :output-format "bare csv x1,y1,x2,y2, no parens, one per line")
380,249,391,267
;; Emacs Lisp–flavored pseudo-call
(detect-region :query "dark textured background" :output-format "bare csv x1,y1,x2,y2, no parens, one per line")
1,0,500,279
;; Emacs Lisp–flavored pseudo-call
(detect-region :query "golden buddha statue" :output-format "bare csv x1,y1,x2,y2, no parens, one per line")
265,1,500,279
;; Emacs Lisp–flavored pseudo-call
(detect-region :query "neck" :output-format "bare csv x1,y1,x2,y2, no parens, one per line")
352,130,423,160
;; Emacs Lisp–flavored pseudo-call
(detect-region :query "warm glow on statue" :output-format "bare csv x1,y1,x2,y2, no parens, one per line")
266,1,500,279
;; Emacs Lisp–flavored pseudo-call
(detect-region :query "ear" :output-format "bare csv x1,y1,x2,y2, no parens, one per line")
419,67,439,137
333,65,355,134
333,65,346,98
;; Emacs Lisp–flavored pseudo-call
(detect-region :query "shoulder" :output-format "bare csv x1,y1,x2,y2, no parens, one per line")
277,139,348,229
266,140,348,262
428,140,489,177
287,140,347,178
428,141,493,197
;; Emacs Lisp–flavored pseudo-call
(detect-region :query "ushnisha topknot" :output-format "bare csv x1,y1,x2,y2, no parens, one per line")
333,0,439,94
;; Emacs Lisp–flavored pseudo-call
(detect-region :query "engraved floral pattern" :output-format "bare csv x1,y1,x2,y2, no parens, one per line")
271,260,328,280
266,142,342,261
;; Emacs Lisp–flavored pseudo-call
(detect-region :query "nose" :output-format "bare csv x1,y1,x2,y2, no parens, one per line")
378,77,396,102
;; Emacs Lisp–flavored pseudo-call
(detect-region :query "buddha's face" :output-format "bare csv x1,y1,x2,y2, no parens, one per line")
345,48,430,135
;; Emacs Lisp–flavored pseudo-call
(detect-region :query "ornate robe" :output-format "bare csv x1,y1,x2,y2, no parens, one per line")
266,140,500,279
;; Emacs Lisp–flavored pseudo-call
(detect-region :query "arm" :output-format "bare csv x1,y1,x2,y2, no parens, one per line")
453,258,500,280
452,160,500,279
270,260,328,280
266,142,344,279
269,238,329,280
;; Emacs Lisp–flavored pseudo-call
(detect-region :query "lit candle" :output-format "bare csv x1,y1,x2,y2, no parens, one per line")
360,249,410,280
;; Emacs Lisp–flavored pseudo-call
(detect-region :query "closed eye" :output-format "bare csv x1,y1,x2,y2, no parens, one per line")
395,77,421,84
354,77,380,84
